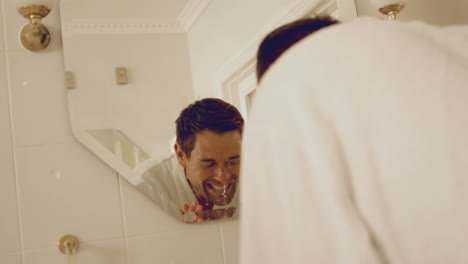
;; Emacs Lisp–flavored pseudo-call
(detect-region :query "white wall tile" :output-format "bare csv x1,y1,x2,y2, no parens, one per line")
16,142,124,250
7,50,75,147
23,238,126,264
2,0,61,52
120,177,222,237
219,219,240,264
0,51,21,255
0,252,22,264
126,227,223,264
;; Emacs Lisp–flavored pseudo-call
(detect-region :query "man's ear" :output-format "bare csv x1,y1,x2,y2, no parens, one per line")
174,143,187,168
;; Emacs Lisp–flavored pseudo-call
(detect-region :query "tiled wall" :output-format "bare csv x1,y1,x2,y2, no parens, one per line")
0,0,239,263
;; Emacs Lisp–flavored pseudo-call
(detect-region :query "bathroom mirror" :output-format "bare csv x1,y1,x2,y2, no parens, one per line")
60,0,357,222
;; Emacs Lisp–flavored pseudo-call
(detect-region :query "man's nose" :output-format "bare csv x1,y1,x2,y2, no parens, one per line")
214,166,231,184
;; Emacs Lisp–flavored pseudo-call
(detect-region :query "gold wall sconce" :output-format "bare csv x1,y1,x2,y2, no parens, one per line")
18,4,52,52
372,0,407,20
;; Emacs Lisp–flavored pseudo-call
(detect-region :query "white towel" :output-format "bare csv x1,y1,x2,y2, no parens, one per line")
240,18,468,264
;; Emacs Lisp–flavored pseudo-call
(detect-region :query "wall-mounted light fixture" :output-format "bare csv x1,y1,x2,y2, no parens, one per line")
17,3,53,52
372,0,407,20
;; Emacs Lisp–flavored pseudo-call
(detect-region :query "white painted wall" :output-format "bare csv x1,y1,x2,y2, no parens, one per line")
0,1,238,264
187,0,305,98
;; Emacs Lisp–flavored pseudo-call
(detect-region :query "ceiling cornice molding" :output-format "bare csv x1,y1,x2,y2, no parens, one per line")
177,0,213,31
61,0,214,36
61,19,186,35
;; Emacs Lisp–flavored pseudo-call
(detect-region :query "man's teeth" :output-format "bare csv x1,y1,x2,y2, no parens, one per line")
211,184,228,191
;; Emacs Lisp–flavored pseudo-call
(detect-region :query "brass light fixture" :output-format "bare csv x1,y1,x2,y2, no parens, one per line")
18,4,51,52
379,2,406,20
371,0,407,20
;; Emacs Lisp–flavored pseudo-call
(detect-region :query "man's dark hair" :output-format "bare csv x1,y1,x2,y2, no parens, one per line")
256,16,339,81
175,98,244,158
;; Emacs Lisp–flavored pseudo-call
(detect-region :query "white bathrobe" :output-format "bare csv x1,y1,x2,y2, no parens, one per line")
240,19,468,264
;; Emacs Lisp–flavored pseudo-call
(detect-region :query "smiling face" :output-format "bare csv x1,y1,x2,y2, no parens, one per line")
175,129,241,208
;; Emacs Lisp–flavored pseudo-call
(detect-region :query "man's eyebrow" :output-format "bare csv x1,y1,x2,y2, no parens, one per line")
200,156,239,162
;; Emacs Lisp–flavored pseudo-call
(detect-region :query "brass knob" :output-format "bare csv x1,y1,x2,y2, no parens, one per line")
58,234,79,255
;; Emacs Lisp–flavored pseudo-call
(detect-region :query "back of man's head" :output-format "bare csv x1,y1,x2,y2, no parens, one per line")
175,98,244,158
256,16,339,82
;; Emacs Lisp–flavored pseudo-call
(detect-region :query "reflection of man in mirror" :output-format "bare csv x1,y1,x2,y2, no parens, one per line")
174,98,244,222
136,98,243,223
